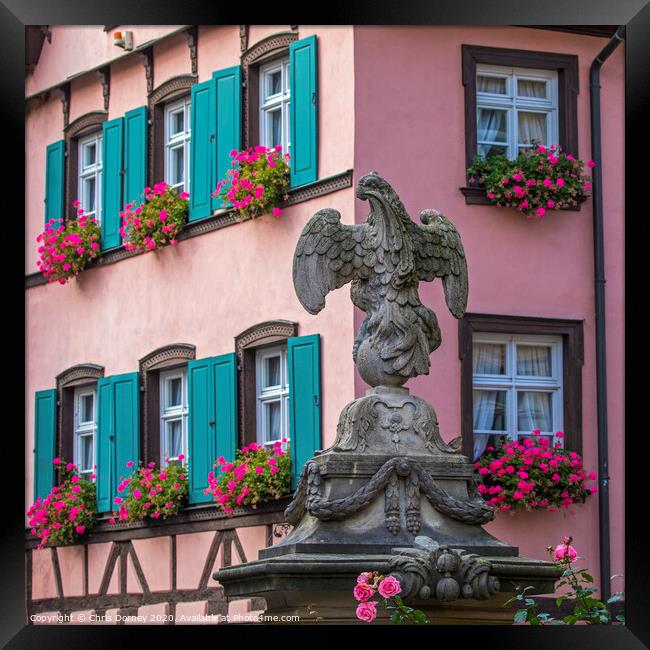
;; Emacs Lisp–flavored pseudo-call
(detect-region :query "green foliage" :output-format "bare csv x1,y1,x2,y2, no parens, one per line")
37,209,102,284
206,441,291,515
113,460,189,522
26,458,97,548
466,141,593,218
506,539,625,625
213,146,291,220
121,181,189,252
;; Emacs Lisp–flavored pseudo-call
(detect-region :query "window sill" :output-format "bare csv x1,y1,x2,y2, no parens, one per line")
460,186,587,210
25,170,354,289
24,495,292,548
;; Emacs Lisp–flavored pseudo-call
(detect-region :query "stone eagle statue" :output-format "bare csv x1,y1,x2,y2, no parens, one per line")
293,172,468,387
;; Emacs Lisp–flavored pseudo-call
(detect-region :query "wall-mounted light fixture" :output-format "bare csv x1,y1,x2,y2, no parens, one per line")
113,31,133,51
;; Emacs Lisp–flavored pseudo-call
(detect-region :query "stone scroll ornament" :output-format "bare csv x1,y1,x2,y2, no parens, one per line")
388,536,500,602
293,171,468,388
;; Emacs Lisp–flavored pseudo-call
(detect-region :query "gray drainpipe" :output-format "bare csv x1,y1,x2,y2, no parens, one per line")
589,24,625,606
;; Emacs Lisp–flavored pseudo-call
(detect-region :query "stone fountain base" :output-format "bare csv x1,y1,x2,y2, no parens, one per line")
214,387,562,624
215,551,561,624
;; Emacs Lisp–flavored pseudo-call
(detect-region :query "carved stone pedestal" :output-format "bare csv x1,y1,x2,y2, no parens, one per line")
215,552,561,625
215,387,562,624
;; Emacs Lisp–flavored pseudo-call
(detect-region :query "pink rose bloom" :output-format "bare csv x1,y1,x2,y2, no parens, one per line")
357,573,369,585
536,145,546,153
133,489,142,500
478,467,488,475
487,193,495,199
553,543,577,562
354,582,376,602
583,182,592,190
126,461,134,468
536,207,546,217
272,207,282,217
556,177,565,187
75,525,85,535
355,601,378,623
255,466,264,474
586,160,596,168
71,485,81,493
378,576,402,598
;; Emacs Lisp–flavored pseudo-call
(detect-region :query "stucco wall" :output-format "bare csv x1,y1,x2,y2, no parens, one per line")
353,25,624,589
25,24,356,505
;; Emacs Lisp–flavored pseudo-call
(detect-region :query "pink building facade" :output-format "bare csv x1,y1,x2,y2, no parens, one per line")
25,24,624,624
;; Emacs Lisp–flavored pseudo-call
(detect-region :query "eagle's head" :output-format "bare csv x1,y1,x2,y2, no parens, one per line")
356,172,408,226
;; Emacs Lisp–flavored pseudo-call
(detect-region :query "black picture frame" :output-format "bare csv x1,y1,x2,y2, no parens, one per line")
7,0,648,646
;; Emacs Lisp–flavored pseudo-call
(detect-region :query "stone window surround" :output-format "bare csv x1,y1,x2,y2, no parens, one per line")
460,44,579,206
459,313,584,458
55,363,105,482
234,320,298,447
139,343,196,466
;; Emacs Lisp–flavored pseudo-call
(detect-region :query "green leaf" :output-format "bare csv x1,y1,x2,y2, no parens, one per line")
556,596,566,607
607,593,623,604
390,611,400,625
582,572,594,583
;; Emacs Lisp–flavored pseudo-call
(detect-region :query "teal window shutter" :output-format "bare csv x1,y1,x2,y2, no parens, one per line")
211,66,242,212
96,377,114,512
289,35,318,188
34,389,58,500
287,334,321,489
112,372,140,503
96,373,140,512
101,117,124,250
44,140,65,228
189,80,215,221
124,106,148,207
188,358,214,503
212,353,238,464
188,354,239,504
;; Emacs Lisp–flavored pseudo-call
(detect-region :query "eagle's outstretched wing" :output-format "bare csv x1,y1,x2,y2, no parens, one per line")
293,208,369,314
409,209,468,319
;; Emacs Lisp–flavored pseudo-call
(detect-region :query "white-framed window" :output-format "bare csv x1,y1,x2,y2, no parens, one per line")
472,332,563,460
476,64,558,159
159,367,189,466
78,131,103,223
256,345,290,448
73,385,97,481
259,57,291,154
164,95,191,194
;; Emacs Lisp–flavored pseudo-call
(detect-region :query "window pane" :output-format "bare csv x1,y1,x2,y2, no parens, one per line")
477,108,507,143
517,392,553,432
267,71,282,96
518,111,547,146
265,401,281,441
80,394,94,423
473,390,507,431
83,177,96,213
267,110,282,149
265,356,281,388
170,110,184,136
83,142,96,168
477,143,507,158
167,377,182,408
517,79,547,99
477,75,507,95
170,147,184,186
80,435,93,471
517,345,552,377
473,343,506,375
167,420,182,457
